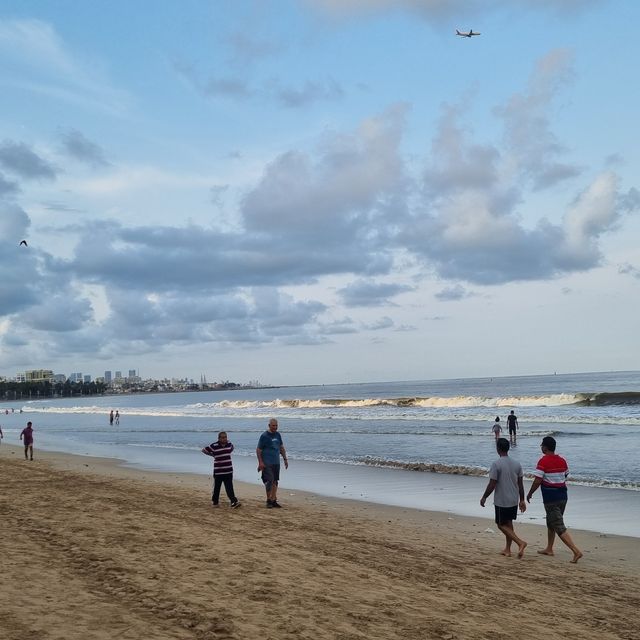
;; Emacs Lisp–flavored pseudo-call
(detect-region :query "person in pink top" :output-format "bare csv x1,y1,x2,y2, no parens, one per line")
20,421,34,461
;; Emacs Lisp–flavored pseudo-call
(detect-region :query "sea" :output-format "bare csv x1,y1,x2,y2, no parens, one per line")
2,370,639,537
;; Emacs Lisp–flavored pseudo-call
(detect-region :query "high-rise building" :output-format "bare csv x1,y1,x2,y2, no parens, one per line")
25,369,54,382
69,372,83,383
115,371,122,379
83,375,92,383
104,371,112,384
128,369,136,378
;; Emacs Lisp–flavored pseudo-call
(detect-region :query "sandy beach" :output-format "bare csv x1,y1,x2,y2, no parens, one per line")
1,445,638,640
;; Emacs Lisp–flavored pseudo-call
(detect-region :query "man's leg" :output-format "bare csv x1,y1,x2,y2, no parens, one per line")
497,522,527,558
558,531,583,563
212,476,223,506
222,475,238,505
29,445,33,461
24,445,28,460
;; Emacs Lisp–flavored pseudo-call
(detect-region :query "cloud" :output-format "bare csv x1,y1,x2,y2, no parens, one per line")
362,316,394,330
434,284,474,301
241,105,407,262
270,78,344,108
308,0,599,21
23,294,93,332
58,129,110,168
337,279,414,306
495,49,582,191
400,53,640,285
0,140,57,180
226,32,283,65
318,317,358,335
0,19,130,116
618,263,640,280
0,172,19,197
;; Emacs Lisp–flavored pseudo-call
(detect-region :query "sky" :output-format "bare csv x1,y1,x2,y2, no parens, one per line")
1,0,639,386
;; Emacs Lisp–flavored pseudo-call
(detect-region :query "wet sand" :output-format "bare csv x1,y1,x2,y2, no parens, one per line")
1,445,638,640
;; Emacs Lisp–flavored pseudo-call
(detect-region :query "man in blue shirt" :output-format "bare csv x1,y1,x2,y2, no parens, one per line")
256,418,288,508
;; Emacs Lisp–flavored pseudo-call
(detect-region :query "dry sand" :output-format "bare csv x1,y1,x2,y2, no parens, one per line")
1,445,638,640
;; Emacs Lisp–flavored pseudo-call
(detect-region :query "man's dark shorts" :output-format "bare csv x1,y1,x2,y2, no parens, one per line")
544,500,567,535
261,464,280,491
509,427,516,435
494,505,518,525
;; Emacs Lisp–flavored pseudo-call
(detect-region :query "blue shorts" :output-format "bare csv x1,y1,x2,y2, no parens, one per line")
261,464,280,491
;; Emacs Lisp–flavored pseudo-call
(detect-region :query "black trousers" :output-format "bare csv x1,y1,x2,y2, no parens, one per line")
212,474,237,505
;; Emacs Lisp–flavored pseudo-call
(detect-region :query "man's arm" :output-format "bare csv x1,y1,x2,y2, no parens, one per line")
256,446,265,471
280,444,288,470
517,476,527,512
480,479,497,507
526,476,542,502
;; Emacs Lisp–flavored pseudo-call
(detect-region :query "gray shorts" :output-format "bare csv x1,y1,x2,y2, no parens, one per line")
544,500,567,535
261,464,280,491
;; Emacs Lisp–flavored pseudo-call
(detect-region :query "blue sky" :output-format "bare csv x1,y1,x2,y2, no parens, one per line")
1,0,639,385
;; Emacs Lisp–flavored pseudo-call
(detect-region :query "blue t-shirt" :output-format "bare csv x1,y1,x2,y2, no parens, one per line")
258,431,283,466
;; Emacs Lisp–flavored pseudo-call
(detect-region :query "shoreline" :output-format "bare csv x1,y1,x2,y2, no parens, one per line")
20,436,640,539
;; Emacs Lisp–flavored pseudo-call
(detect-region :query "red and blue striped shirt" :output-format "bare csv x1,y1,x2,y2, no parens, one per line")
533,453,569,503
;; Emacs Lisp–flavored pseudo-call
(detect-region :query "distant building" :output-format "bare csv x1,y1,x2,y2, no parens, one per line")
25,369,54,382
115,371,122,380
52,374,66,383
68,372,83,383
83,375,92,383
104,371,112,384
15,372,26,382
128,369,136,378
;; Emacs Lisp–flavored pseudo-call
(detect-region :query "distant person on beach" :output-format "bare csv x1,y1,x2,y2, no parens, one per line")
109,410,114,426
115,410,120,425
256,418,288,508
507,410,518,442
0,424,3,444
20,421,34,461
492,416,501,439
480,438,527,558
527,436,583,563
202,431,240,508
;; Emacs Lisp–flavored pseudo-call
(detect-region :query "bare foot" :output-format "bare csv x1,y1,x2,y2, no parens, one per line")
517,541,527,558
500,550,512,557
537,549,554,556
570,550,583,564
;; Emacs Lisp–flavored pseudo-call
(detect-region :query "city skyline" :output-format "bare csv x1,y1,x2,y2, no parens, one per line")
1,1,639,386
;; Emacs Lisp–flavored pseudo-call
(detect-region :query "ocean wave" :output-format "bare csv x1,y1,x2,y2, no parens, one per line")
359,457,489,477
574,392,640,406
356,458,640,490
189,394,581,409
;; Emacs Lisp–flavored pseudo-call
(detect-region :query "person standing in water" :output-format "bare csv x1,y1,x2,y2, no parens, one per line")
507,410,518,443
492,416,502,440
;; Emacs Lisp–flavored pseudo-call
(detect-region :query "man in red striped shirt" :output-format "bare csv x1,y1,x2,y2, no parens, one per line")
527,436,582,563
202,431,240,508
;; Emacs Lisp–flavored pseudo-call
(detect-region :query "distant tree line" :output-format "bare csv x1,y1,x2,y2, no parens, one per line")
1,379,107,401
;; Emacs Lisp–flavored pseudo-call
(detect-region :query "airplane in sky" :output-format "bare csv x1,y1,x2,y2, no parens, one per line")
456,29,481,37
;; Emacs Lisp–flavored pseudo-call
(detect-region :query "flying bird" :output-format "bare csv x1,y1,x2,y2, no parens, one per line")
19,240,28,246
456,29,481,37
